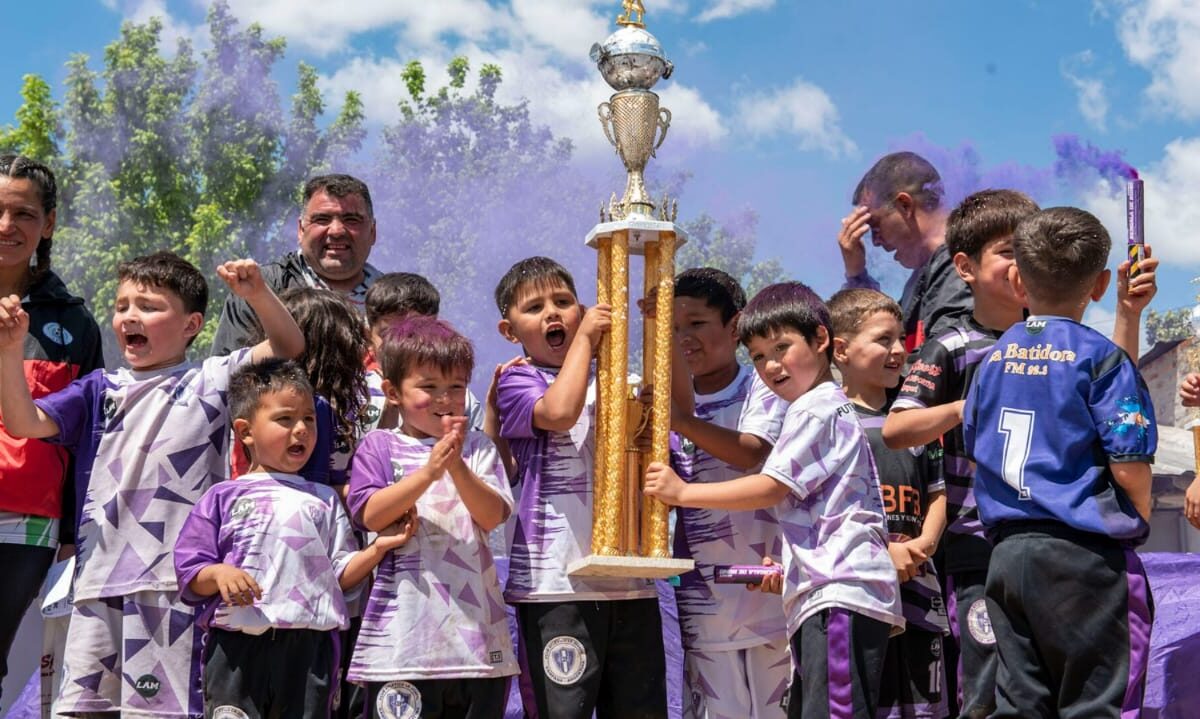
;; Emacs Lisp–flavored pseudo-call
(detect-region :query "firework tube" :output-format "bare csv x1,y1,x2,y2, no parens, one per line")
1126,174,1145,279
713,564,783,585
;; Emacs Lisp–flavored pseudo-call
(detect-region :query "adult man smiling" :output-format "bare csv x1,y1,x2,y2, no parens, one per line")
211,174,381,356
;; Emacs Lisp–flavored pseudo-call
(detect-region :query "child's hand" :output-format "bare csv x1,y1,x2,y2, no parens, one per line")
217,259,269,300
952,399,966,423
637,286,659,319
643,461,686,505
747,556,783,595
887,541,927,583
427,418,466,474
0,295,30,352
1181,373,1200,407
487,356,527,410
1186,477,1200,530
375,510,420,551
1116,244,1158,317
210,564,262,607
578,303,613,346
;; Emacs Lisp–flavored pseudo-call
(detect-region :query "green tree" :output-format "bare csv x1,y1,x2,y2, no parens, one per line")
0,75,60,160
677,210,786,298
1145,307,1195,347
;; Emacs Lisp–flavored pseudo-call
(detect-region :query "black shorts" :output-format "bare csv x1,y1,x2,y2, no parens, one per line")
364,677,508,719
786,608,891,719
878,624,948,719
986,525,1153,719
203,627,336,719
945,570,997,719
516,598,667,719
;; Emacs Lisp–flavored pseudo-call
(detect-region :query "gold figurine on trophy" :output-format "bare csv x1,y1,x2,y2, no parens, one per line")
571,3,693,579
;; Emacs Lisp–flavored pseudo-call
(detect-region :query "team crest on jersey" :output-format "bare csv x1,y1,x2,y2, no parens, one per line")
102,393,118,421
390,458,407,482
1025,319,1047,335
212,707,250,719
543,635,587,685
41,321,73,346
967,599,995,645
304,502,324,524
133,673,161,698
376,680,421,719
361,403,382,426
231,498,255,520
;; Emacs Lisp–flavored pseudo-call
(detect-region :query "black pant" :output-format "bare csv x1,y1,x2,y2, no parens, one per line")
335,616,365,719
203,627,336,718
787,608,891,719
516,598,667,719
986,527,1153,719
0,543,55,697
364,678,507,719
947,570,997,719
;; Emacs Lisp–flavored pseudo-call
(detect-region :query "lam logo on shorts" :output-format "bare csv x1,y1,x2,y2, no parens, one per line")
133,673,161,698
376,680,421,719
212,707,250,719
543,636,587,686
967,599,996,646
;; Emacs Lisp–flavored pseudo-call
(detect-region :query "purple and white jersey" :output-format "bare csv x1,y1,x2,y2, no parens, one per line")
346,429,518,681
674,366,789,651
174,473,359,634
497,363,657,602
761,381,903,637
35,350,251,601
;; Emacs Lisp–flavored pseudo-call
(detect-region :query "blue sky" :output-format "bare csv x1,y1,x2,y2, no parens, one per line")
5,0,1200,341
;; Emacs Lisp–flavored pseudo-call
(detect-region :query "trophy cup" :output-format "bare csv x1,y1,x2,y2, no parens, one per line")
568,1,694,579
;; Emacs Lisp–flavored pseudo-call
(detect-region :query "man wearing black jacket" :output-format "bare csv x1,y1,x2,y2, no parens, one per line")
837,152,973,354
210,173,381,356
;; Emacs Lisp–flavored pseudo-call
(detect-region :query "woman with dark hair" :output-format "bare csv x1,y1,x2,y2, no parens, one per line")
0,155,104,697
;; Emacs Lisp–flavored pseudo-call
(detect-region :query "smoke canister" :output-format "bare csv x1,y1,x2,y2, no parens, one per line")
1126,175,1144,279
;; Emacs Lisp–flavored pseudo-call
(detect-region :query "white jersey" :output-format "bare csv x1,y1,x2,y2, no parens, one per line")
174,473,360,633
36,350,252,601
346,429,518,681
760,381,904,637
674,367,789,651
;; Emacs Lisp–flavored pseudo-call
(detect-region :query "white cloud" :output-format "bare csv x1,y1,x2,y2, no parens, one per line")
1061,50,1109,131
104,0,206,53
696,0,776,22
734,78,857,157
1112,0,1200,119
1080,136,1200,265
1083,305,1117,338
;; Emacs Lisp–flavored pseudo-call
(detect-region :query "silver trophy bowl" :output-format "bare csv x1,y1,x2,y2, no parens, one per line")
590,25,674,92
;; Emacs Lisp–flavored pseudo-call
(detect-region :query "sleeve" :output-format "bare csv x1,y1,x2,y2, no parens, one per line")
466,390,486,432
1089,350,1157,464
59,309,105,546
892,337,955,412
346,431,397,529
760,408,838,500
300,395,334,486
497,365,548,441
961,369,981,461
918,254,974,343
737,372,787,444
174,490,225,605
209,293,261,358
468,433,515,512
841,269,881,292
327,493,363,603
33,369,103,451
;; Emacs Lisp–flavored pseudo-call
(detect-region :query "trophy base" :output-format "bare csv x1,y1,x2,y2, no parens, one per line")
568,554,695,579
585,218,688,255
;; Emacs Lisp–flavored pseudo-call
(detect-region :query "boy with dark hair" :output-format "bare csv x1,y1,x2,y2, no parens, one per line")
493,256,669,719
0,251,303,717
174,358,411,718
667,267,790,719
963,207,1155,718
348,316,517,717
646,281,903,719
882,188,1038,719
828,288,949,719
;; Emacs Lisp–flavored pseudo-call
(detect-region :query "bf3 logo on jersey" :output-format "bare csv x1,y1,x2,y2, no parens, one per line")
377,680,422,719
967,599,996,646
543,636,587,686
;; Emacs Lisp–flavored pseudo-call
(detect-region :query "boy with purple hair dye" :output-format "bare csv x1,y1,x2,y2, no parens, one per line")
646,281,903,719
346,315,518,718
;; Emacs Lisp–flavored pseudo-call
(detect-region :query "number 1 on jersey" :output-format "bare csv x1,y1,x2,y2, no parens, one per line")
998,408,1034,500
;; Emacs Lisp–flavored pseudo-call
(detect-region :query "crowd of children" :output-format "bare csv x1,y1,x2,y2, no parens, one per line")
0,152,1180,719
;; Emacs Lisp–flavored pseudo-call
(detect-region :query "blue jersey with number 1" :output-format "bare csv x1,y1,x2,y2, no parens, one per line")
963,316,1155,542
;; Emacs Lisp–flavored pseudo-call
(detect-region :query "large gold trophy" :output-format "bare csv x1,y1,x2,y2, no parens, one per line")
568,1,694,579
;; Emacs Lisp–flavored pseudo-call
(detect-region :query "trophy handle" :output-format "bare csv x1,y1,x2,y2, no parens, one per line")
598,102,618,151
654,107,672,153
